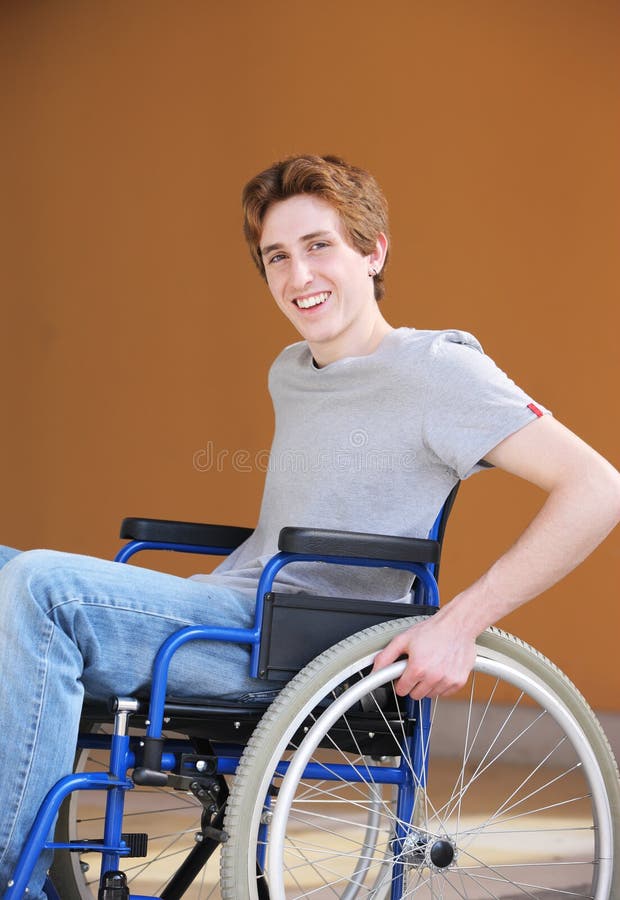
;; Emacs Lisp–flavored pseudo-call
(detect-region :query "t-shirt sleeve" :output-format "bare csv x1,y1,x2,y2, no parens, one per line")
421,331,550,479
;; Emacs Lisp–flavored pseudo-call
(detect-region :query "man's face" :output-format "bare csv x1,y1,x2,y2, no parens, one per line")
259,194,381,353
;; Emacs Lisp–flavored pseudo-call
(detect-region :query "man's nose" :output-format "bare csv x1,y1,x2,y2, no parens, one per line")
289,255,313,289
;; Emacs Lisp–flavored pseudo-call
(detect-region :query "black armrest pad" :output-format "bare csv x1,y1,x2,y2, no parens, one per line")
278,527,440,564
120,518,253,549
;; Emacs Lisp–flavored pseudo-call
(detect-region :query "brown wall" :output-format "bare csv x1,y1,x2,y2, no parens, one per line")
2,1,618,708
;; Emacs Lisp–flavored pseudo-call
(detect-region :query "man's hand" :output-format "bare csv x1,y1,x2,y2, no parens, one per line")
372,612,477,699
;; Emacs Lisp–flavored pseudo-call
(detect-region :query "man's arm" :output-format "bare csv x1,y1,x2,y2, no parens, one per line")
373,415,620,698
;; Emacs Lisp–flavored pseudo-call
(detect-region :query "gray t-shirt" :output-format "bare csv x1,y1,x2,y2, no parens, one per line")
197,328,547,601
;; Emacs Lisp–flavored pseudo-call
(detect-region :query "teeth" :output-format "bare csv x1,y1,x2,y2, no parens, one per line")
295,292,330,309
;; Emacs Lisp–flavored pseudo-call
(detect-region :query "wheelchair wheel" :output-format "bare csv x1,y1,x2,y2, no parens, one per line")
49,726,222,899
221,617,620,899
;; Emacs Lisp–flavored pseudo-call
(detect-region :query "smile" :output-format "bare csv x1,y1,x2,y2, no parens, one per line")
293,291,331,310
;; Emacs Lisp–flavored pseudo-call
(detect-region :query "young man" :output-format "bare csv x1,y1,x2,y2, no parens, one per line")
237,154,620,698
1,154,618,898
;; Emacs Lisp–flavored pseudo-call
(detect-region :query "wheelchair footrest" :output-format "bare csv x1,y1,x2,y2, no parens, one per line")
121,832,149,858
70,834,148,858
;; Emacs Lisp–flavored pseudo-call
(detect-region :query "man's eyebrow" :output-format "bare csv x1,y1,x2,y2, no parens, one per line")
260,231,334,257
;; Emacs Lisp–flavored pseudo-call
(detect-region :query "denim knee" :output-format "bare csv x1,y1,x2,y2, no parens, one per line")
0,549,79,618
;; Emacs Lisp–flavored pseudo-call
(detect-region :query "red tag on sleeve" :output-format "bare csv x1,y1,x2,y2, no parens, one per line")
527,402,543,418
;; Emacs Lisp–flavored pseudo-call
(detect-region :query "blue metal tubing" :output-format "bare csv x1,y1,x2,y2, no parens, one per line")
6,773,133,898
411,696,432,792
75,746,178,772
279,760,406,785
78,731,188,761
145,624,261,739
99,733,133,877
114,540,236,564
74,737,178,774
390,702,420,900
209,751,407,785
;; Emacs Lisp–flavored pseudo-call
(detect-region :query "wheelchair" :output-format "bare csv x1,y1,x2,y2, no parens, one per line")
7,486,620,899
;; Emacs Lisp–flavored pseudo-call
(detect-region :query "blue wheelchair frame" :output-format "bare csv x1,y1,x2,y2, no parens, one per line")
7,509,447,900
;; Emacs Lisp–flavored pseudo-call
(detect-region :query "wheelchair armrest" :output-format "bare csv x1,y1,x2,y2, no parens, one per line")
120,518,254,549
278,527,440,564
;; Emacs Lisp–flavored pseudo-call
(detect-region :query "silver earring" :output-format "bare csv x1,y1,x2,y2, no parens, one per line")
369,267,377,277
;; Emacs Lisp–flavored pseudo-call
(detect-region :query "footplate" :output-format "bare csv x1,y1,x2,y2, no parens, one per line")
69,833,148,858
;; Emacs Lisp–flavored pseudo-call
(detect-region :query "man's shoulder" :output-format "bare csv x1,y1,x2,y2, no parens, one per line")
267,341,309,391
267,329,485,380
270,340,309,370
388,327,484,361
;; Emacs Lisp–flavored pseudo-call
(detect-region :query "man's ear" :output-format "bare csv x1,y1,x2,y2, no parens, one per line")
368,232,389,273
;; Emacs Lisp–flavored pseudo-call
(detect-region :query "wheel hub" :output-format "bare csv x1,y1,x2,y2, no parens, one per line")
429,838,456,868
399,830,458,870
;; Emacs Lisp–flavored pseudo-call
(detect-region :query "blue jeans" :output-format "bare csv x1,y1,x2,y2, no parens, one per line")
0,546,274,899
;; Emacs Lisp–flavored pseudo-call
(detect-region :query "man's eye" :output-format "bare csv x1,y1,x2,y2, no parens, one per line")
310,242,328,251
268,253,285,265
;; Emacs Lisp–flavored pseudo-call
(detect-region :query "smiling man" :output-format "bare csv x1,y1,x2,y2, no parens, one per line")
1,154,619,898
233,154,620,700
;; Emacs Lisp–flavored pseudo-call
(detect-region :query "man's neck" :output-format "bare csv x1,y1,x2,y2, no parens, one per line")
310,315,394,368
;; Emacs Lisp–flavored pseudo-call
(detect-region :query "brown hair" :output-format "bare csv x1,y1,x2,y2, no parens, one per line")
242,155,390,300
